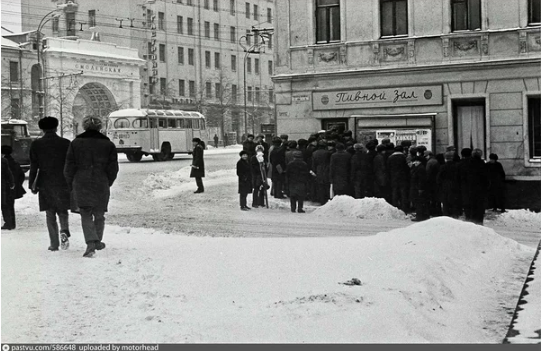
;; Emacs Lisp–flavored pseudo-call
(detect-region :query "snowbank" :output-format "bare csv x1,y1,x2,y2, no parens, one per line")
1,216,533,343
313,196,407,220
488,209,541,228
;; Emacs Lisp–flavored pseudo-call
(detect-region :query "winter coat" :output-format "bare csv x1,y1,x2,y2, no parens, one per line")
329,150,352,193
305,144,317,170
373,153,388,187
236,159,253,194
63,130,119,211
1,157,14,206
286,158,310,197
285,150,296,168
4,155,26,199
190,144,205,178
486,161,506,190
457,157,471,205
350,151,373,184
465,157,489,197
311,149,331,184
29,132,71,212
410,163,427,196
425,157,440,192
269,145,287,179
242,140,256,158
437,161,460,202
387,152,410,184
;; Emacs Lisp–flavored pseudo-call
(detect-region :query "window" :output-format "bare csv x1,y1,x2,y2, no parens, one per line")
267,8,272,23
177,16,183,34
231,55,237,71
158,12,165,30
188,17,194,35
178,47,184,64
267,34,273,49
189,80,196,97
133,118,149,128
214,52,220,69
204,22,210,38
148,42,153,56
9,61,19,82
232,84,238,103
214,0,219,12
529,0,540,25
380,0,408,36
254,4,259,20
230,0,235,15
188,48,195,65
247,86,253,101
11,98,20,119
269,88,274,103
255,87,260,103
52,17,59,33
66,12,76,36
178,119,185,128
316,0,340,43
205,51,211,68
149,77,154,94
528,96,541,159
268,60,273,75
88,10,96,27
230,26,236,42
186,119,193,128
246,30,252,45
451,0,481,31
206,82,212,98
254,58,260,74
177,0,183,3
215,83,221,98
187,0,193,5
246,2,250,18
214,23,219,40
113,118,130,129
247,57,252,73
158,118,167,128
179,79,185,96
146,9,153,28
204,0,209,9
167,118,177,128
159,44,166,62
160,78,167,94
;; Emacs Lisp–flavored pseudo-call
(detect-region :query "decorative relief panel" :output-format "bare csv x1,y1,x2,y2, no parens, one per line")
318,51,338,63
519,31,528,54
528,33,541,52
481,34,489,55
339,45,347,65
381,43,407,63
451,37,480,57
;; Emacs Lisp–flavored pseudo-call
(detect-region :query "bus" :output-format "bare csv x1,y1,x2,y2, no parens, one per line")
106,109,207,162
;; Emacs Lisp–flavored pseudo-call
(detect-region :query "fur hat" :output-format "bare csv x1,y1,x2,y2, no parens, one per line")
489,153,498,160
192,137,201,143
376,144,386,152
1,145,13,155
400,140,412,148
460,148,472,157
354,143,364,150
255,145,265,152
82,116,103,131
38,116,59,130
279,134,289,140
247,134,254,139
343,130,352,137
239,150,248,157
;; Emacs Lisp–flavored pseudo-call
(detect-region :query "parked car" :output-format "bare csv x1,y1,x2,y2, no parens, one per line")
1,119,38,172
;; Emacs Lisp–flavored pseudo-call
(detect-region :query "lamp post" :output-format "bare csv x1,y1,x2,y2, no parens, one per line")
239,35,262,138
36,1,78,119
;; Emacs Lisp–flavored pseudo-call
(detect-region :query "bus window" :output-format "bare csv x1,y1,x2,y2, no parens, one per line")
200,120,205,130
113,118,130,129
167,118,177,128
186,119,193,129
158,118,167,128
133,118,149,128
192,119,200,129
150,118,158,128
177,119,185,128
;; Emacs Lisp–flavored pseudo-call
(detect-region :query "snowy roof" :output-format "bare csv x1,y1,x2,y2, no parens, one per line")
1,119,28,124
1,37,20,49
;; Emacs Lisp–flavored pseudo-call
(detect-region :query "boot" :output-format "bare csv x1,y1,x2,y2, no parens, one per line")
83,241,96,258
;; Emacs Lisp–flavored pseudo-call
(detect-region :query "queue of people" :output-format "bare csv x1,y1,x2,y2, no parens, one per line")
238,129,507,226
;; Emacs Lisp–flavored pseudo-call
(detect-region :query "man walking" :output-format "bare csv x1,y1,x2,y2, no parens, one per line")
64,116,119,257
190,137,205,193
29,117,72,251
213,134,219,148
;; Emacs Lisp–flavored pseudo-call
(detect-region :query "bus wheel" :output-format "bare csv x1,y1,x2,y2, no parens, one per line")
130,151,143,162
167,153,175,160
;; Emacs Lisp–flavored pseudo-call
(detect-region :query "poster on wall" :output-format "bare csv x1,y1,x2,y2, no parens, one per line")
374,129,433,150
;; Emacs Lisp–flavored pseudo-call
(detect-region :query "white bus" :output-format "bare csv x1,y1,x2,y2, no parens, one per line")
106,109,207,162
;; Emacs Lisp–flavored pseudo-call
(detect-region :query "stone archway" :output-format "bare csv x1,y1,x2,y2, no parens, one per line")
72,82,118,135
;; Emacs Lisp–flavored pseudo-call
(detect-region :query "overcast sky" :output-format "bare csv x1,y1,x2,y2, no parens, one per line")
1,0,22,33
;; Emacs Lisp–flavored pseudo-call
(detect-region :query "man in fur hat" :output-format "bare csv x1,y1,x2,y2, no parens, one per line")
29,117,72,251
190,138,205,193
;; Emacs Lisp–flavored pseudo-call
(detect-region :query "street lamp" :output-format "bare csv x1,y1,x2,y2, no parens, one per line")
36,1,78,118
239,35,263,138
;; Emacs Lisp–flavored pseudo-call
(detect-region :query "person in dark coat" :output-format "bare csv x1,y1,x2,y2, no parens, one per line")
486,153,506,212
190,137,205,193
464,149,489,225
458,148,472,219
250,145,268,208
223,133,228,148
437,151,461,218
213,134,219,148
373,144,390,202
350,143,368,199
286,151,310,213
387,145,410,213
1,145,26,229
29,116,72,251
270,137,287,199
64,116,119,258
312,140,331,205
305,137,318,201
1,157,15,230
242,134,256,158
425,150,442,217
329,143,351,197
364,139,378,197
410,156,429,222
237,150,253,211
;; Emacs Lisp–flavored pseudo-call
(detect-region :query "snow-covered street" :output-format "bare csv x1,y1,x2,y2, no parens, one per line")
2,146,540,343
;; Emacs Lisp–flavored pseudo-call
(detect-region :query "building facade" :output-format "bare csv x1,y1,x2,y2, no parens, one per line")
20,0,276,141
273,0,541,209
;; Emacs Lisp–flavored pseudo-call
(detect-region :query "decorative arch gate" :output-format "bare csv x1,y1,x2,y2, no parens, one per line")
72,82,118,135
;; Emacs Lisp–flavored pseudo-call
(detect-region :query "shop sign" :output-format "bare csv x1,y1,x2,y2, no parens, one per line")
292,95,310,103
313,85,442,110
375,129,432,150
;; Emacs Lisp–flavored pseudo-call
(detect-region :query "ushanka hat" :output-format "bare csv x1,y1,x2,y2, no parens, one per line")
192,137,201,143
38,116,59,130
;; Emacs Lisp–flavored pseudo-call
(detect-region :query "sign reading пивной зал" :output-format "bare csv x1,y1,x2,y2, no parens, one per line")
313,85,442,110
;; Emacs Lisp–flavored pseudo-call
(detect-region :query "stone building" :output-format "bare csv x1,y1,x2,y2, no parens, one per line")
273,0,541,209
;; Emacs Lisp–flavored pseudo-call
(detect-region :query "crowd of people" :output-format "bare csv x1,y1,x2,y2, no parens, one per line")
238,129,507,225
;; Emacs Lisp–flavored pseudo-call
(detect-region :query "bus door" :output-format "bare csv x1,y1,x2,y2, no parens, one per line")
150,117,160,152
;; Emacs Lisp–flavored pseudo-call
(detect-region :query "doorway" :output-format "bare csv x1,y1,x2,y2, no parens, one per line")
453,99,486,156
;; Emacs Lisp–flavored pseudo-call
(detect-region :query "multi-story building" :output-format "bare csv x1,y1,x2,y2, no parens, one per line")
273,0,541,209
20,0,276,141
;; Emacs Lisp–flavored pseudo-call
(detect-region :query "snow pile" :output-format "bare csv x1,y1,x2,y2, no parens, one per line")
489,209,541,228
1,217,534,343
313,195,406,220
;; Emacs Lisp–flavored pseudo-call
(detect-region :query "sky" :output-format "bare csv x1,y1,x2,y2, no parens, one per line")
1,0,22,33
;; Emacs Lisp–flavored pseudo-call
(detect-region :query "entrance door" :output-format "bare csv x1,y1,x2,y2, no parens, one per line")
321,118,349,132
454,101,486,155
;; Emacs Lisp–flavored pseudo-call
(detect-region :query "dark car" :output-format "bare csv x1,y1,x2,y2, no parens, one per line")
1,119,37,172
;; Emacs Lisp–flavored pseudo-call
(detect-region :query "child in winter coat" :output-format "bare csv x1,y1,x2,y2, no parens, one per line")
237,150,253,211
